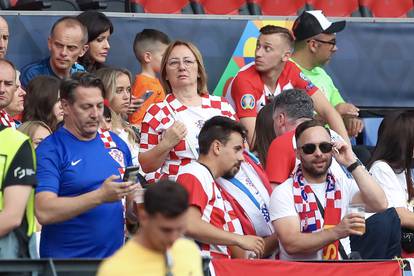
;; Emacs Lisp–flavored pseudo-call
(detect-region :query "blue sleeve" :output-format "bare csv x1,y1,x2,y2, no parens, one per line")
35,138,61,194
20,66,36,90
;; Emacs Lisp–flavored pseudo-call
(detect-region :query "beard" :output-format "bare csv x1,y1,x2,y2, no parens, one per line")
301,156,333,180
222,162,242,180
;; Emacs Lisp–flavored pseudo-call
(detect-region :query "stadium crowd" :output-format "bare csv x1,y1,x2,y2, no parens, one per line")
1,9,413,275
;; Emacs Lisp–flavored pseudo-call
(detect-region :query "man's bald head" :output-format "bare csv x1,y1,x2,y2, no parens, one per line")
0,16,9,58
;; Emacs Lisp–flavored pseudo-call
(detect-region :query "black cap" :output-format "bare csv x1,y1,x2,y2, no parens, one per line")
292,10,346,41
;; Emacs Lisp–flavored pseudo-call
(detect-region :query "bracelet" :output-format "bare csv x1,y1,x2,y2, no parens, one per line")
347,159,363,173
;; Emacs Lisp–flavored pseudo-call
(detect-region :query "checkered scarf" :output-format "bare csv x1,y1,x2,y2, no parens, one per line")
292,164,342,259
0,110,16,129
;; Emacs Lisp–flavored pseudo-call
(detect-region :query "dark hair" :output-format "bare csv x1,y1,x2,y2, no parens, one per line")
368,111,414,200
273,88,314,120
133,28,170,62
60,72,105,104
144,180,188,218
252,102,276,167
198,116,247,155
77,11,114,72
259,25,295,49
23,75,61,131
50,16,88,44
295,119,330,142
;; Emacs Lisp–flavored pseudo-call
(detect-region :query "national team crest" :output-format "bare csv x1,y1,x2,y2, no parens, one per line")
109,148,125,168
240,94,255,110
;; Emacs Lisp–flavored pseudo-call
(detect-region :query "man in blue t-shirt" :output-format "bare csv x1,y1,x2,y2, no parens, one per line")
20,16,87,89
35,72,139,258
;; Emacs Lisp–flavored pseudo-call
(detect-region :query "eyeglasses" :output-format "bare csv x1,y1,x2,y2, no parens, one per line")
167,58,196,69
300,142,333,155
313,39,336,47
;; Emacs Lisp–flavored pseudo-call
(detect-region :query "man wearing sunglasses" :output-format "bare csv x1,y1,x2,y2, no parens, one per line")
291,10,364,138
269,119,400,260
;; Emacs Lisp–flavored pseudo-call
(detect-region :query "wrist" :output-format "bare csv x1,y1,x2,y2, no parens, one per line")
346,159,363,173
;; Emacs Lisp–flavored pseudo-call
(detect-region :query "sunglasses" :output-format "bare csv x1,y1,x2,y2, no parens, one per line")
300,142,333,155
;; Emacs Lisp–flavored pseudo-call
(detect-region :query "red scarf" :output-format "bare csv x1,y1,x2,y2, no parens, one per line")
0,110,16,129
292,165,342,260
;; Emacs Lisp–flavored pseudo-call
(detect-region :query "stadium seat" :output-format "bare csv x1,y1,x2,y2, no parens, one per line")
307,0,362,17
77,0,128,12
130,0,193,13
9,0,81,10
247,0,307,16
190,0,249,15
359,0,414,17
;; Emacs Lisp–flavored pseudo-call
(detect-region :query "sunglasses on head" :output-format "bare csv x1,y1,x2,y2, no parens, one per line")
300,142,333,155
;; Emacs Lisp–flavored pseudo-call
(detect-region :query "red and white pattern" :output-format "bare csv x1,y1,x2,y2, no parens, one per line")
176,162,243,259
98,128,117,149
140,93,236,183
0,110,16,129
226,61,318,118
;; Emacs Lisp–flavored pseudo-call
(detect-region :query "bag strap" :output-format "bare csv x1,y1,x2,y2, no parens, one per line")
314,195,348,260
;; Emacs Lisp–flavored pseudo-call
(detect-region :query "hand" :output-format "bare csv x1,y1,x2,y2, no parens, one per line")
332,213,365,239
127,96,144,115
98,175,140,203
344,116,364,137
161,121,187,149
332,140,356,167
336,103,359,117
236,235,265,258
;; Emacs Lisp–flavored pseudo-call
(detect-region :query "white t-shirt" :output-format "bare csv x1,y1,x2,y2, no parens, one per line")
370,160,408,209
269,174,359,260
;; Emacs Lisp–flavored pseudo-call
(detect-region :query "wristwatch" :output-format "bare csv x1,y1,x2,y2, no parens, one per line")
347,159,363,173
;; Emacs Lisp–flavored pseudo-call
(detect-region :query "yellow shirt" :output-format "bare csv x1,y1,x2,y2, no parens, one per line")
97,238,203,276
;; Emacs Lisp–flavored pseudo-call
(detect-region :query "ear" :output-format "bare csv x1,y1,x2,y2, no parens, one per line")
211,140,221,156
308,40,318,53
78,44,89,58
143,51,152,63
137,206,149,226
47,36,52,51
61,98,70,113
282,50,292,62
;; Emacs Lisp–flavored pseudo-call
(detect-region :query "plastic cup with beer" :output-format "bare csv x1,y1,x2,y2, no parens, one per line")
347,203,366,235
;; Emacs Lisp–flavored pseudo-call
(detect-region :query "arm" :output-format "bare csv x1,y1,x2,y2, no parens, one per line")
335,103,364,137
186,206,265,257
395,207,414,229
240,117,256,147
139,121,187,173
0,185,32,237
35,175,139,225
311,90,350,145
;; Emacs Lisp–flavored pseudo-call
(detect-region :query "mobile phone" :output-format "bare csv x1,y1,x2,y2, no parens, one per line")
123,166,141,183
140,90,154,101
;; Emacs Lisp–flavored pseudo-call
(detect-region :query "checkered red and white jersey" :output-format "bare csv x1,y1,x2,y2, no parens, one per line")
140,93,236,182
176,162,243,259
226,61,318,118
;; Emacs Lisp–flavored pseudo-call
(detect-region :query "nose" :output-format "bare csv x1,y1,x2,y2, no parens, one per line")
0,38,4,48
255,47,263,58
60,46,68,57
104,39,110,49
332,44,338,52
90,106,99,118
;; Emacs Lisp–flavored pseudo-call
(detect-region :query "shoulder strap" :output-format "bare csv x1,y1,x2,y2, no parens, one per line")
314,195,348,260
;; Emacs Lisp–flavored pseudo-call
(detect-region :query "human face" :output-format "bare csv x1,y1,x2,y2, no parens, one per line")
52,97,64,123
0,62,16,109
220,132,245,179
296,126,333,182
255,34,291,73
308,33,338,66
31,125,51,148
4,77,25,115
141,212,187,252
88,30,111,64
110,73,131,114
62,86,104,140
48,24,87,75
0,17,9,58
150,43,168,73
165,45,198,92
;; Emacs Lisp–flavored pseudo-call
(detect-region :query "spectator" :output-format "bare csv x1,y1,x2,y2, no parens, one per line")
291,10,364,138
0,120,37,259
98,180,203,276
18,121,52,149
77,11,113,73
251,102,276,168
4,71,25,126
176,116,265,259
20,16,87,89
0,16,8,58
0,58,17,128
22,75,62,131
369,112,414,239
226,25,349,146
96,67,139,166
139,40,235,183
129,29,170,128
270,119,392,260
35,72,139,258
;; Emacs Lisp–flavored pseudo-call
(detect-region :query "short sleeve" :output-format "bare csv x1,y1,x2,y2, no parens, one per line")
269,180,298,222
176,173,209,211
230,76,259,118
329,85,345,107
265,135,296,184
35,140,61,194
292,66,319,97
3,140,37,188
